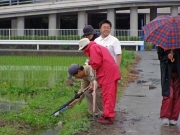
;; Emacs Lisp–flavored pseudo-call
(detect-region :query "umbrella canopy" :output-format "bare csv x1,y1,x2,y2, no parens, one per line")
142,15,180,50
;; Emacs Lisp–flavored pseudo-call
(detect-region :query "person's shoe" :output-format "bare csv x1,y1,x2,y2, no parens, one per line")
161,118,169,126
169,120,177,126
97,117,113,125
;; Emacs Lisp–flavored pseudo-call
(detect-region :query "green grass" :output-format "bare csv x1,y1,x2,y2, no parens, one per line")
0,50,135,135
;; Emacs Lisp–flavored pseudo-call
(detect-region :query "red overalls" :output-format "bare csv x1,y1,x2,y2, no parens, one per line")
84,41,121,118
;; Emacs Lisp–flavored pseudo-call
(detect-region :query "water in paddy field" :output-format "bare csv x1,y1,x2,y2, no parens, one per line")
33,124,62,135
0,66,68,71
0,99,62,135
0,99,27,113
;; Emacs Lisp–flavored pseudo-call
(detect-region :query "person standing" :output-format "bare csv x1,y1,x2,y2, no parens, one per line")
78,38,121,125
83,25,100,41
67,64,103,118
94,20,122,68
157,46,180,126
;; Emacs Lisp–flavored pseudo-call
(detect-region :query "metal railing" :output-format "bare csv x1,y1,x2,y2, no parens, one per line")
0,0,33,6
0,29,144,41
0,0,72,6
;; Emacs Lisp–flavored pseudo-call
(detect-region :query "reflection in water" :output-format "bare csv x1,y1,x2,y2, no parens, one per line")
160,125,180,135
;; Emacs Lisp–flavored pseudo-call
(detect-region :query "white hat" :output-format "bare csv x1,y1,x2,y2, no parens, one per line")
78,38,90,51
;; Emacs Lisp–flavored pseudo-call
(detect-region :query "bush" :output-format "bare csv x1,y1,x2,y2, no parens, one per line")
145,42,153,51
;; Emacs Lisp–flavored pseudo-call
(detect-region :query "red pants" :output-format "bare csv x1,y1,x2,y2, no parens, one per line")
160,73,180,121
101,80,118,118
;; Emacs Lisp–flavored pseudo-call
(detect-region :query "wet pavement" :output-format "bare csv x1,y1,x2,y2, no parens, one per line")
116,51,180,135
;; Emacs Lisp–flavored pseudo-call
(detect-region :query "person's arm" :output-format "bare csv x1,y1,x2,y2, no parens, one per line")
113,39,122,67
116,54,122,68
157,46,169,64
68,78,89,108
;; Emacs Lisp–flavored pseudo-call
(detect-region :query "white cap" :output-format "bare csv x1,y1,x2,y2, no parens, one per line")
78,38,90,51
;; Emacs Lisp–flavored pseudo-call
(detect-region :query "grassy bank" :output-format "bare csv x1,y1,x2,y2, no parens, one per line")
0,50,135,135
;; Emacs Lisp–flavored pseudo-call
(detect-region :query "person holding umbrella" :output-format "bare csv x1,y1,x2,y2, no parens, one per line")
78,38,121,125
157,46,180,126
142,15,180,126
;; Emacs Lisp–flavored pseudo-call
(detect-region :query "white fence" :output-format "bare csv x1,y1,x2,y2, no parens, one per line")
0,29,144,41
0,40,144,51
0,29,145,51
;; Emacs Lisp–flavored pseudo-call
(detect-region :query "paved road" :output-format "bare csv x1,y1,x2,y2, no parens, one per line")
116,51,180,135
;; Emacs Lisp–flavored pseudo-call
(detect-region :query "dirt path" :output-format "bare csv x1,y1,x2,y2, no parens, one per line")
76,51,180,135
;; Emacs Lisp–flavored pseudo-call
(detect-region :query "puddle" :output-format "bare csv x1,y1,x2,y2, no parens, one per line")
137,80,148,84
33,124,62,135
137,80,152,86
149,85,156,90
124,95,146,97
149,78,161,84
137,79,159,90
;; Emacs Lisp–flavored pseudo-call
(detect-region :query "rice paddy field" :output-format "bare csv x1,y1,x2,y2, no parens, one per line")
0,56,87,88
0,50,135,135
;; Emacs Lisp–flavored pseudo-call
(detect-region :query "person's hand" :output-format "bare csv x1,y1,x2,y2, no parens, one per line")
68,99,78,108
168,53,174,60
168,52,175,62
88,82,93,91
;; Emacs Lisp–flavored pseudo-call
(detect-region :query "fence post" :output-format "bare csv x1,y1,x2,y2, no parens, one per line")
9,29,10,40
140,35,145,51
32,29,34,40
128,30,130,41
37,44,39,50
